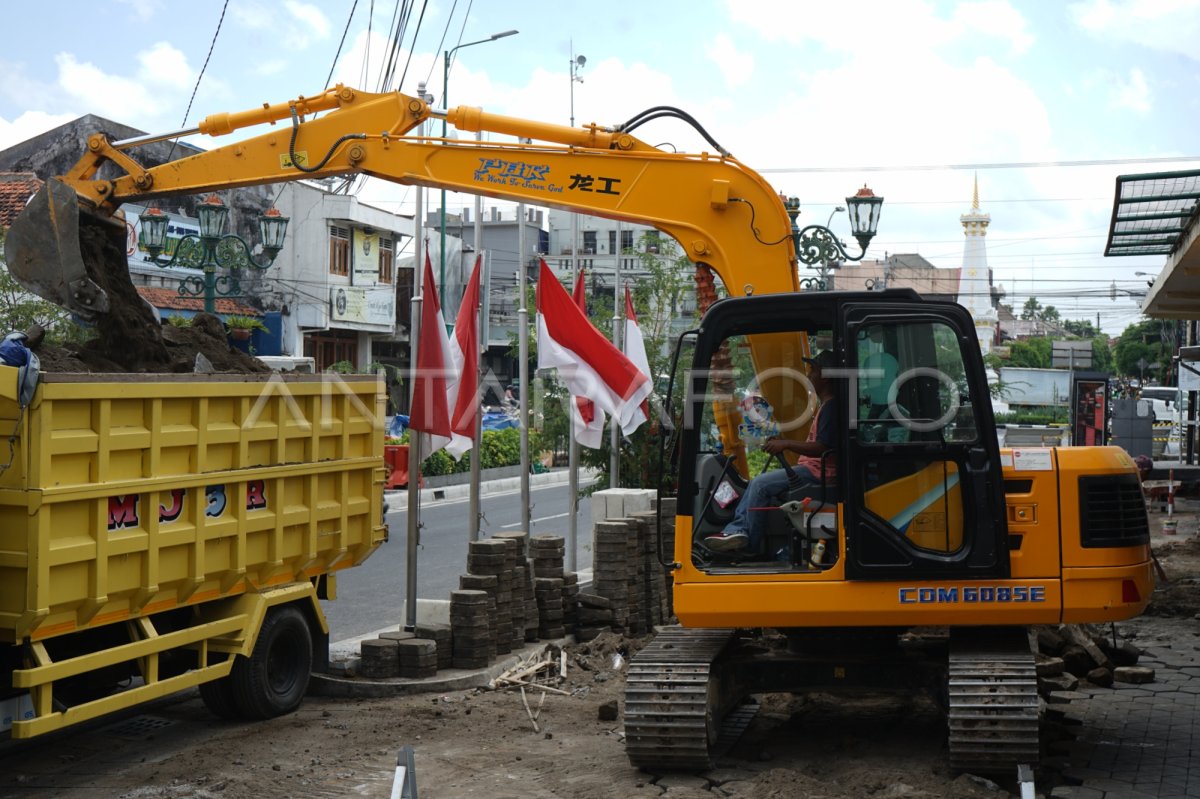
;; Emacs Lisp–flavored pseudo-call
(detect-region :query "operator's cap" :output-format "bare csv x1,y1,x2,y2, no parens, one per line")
801,350,836,370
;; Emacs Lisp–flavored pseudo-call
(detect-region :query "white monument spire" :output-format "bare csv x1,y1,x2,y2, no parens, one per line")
959,173,998,355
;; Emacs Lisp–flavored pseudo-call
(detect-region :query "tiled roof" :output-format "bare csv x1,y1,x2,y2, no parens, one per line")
136,286,261,316
0,172,42,229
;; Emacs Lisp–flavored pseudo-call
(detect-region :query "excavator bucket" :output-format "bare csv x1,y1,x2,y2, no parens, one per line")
3,177,111,321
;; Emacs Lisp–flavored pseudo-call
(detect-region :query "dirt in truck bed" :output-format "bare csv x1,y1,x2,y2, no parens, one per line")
31,213,267,374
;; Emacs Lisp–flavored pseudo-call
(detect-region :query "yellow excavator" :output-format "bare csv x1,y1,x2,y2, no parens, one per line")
4,85,1153,772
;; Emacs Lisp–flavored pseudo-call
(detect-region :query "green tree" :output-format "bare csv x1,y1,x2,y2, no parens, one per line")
1062,318,1098,338
1020,297,1043,320
0,230,88,345
1113,318,1171,381
1007,337,1052,368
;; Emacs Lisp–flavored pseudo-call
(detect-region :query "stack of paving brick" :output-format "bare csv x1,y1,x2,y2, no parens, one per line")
358,638,400,678
396,638,437,678
630,509,669,628
658,496,677,619
415,623,453,671
529,535,569,638
466,538,513,655
592,520,633,633
575,592,614,641
491,532,529,650
459,573,500,657
449,589,492,669
562,571,580,632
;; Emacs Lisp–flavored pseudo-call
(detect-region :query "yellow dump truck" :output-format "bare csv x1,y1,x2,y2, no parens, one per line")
0,369,386,738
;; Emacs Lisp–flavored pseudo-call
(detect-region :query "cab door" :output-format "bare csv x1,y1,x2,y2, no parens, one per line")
838,303,1009,580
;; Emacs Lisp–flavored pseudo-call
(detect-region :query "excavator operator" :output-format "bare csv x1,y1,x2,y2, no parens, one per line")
703,349,839,556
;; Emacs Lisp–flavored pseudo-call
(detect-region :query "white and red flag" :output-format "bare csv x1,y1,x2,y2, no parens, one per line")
569,270,606,448
409,253,482,459
622,285,652,427
536,260,650,435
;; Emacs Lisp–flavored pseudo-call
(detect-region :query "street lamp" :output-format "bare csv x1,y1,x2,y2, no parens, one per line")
139,195,289,314
784,186,883,291
570,52,586,127
439,29,519,293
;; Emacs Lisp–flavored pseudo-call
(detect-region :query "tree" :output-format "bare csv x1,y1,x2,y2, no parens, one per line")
1007,337,1052,368
1020,297,1042,321
1062,318,1098,338
1114,319,1171,380
0,230,87,345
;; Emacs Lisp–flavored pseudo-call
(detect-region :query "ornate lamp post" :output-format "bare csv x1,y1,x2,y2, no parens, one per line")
439,29,519,292
139,195,289,314
785,185,884,291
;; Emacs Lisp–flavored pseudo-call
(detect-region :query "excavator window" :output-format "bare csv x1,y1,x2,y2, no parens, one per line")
851,319,976,556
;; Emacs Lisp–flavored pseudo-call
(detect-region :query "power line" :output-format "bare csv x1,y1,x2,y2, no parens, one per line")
759,154,1200,174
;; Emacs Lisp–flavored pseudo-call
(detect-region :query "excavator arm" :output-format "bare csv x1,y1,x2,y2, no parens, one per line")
4,84,813,456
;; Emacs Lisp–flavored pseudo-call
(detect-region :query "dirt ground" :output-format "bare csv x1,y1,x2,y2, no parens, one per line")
1,515,1197,799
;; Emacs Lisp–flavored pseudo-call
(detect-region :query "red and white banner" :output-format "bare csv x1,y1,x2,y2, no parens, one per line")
623,285,652,427
536,260,650,435
569,270,606,449
409,253,480,459
446,255,483,458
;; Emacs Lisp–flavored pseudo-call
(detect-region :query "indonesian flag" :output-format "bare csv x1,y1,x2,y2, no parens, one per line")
409,252,481,459
446,255,483,458
623,285,652,426
536,260,650,435
570,270,606,449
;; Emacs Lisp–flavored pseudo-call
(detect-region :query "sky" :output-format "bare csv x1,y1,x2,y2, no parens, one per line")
2,0,1199,334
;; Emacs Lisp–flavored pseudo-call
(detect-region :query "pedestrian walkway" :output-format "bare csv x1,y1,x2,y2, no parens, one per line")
1048,523,1200,799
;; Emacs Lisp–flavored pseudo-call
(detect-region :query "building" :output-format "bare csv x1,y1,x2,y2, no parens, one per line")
829,253,961,299
958,177,1000,354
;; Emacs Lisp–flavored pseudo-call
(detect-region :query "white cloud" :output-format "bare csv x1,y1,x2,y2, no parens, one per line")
1070,0,1200,60
284,1,332,40
723,0,1033,56
953,1,1035,54
55,53,162,120
232,1,331,50
1112,67,1152,112
114,0,162,22
138,42,193,90
0,110,76,151
707,33,754,89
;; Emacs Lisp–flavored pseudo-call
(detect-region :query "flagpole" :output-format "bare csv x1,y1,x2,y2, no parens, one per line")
609,221,623,483
567,213,580,572
468,132,485,543
517,199,531,534
405,83,432,632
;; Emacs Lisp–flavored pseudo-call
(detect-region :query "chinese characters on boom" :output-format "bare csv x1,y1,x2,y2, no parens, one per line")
473,158,622,196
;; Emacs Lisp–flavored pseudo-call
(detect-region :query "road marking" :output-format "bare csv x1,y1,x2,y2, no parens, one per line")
500,511,571,529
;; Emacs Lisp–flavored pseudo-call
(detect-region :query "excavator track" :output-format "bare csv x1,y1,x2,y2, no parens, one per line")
624,626,738,771
947,630,1040,774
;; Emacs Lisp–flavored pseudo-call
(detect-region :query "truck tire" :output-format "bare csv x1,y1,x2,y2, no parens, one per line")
198,675,240,720
229,605,313,720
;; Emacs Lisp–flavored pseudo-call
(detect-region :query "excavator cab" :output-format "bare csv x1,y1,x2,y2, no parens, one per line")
676,290,1010,588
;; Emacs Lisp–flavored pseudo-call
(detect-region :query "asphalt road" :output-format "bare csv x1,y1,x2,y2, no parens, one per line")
320,479,594,641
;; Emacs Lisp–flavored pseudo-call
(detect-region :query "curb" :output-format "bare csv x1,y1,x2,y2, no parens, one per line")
309,638,566,698
385,468,597,510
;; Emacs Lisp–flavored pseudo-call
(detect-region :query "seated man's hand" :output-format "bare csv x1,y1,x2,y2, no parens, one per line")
763,438,799,455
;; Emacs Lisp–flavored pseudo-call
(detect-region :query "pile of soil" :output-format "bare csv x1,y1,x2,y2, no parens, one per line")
33,215,267,374
1146,534,1200,618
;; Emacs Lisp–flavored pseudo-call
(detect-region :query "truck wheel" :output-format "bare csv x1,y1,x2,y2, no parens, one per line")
199,675,240,720
230,605,313,720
